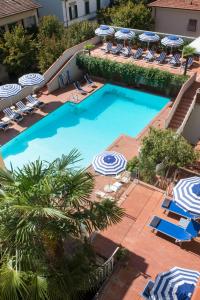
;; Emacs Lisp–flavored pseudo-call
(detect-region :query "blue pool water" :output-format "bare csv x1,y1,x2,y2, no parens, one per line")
1,84,169,169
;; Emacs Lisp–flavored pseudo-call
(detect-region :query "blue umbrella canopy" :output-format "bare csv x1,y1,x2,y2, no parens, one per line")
0,84,22,99
151,267,200,300
115,28,135,40
95,25,115,37
173,177,200,215
161,35,184,48
92,151,127,176
139,32,160,43
18,73,44,87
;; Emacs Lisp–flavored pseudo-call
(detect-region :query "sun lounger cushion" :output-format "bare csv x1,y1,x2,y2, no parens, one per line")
149,216,192,242
162,199,199,219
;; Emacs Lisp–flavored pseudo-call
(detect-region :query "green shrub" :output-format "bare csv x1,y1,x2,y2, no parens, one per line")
76,54,188,96
126,157,140,173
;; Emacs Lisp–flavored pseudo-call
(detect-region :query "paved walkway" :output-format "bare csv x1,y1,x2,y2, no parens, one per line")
92,183,200,300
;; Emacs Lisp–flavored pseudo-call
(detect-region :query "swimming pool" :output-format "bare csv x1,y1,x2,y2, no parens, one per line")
1,84,170,169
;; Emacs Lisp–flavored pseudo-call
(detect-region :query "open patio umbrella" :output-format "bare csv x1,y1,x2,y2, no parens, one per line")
150,267,200,300
115,28,135,47
173,176,200,215
92,151,127,176
95,25,115,38
161,35,184,53
18,73,44,87
0,83,22,99
139,32,160,49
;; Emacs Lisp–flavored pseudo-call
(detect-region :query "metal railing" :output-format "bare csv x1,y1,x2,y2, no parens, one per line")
164,73,197,129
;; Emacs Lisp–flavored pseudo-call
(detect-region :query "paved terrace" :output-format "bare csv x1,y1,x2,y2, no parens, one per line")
92,182,200,300
91,45,200,77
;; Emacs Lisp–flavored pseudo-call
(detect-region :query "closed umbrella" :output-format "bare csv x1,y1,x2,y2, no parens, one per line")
173,176,200,215
139,32,160,49
151,267,200,300
92,151,127,176
161,35,184,53
0,84,22,99
115,28,135,46
18,73,44,87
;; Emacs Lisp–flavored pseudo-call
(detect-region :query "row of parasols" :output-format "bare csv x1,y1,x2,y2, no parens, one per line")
95,25,184,50
93,151,200,299
0,73,44,100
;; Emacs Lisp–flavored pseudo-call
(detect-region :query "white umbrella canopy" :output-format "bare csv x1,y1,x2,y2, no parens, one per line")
95,25,115,37
18,73,44,87
139,31,160,48
115,28,135,46
0,84,22,99
189,36,200,55
161,35,184,52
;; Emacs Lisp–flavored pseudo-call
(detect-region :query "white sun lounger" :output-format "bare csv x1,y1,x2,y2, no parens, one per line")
16,101,34,114
3,108,23,123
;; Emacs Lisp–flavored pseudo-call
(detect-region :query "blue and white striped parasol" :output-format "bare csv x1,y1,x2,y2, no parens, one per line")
95,25,115,37
115,28,135,41
161,35,184,48
18,73,44,87
173,176,200,215
0,84,22,99
139,32,160,48
150,267,200,300
92,151,127,175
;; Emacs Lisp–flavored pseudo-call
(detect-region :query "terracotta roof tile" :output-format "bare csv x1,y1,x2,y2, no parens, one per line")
0,0,41,19
148,0,200,11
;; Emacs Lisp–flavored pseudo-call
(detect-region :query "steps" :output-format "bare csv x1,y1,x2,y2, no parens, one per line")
169,82,200,130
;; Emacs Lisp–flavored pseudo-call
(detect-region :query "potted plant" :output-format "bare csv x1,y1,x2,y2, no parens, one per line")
84,43,95,55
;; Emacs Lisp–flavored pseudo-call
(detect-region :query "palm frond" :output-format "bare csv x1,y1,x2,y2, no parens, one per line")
28,275,49,300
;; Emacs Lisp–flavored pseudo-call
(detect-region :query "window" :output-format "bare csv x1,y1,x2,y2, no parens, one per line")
69,3,78,20
85,1,90,15
187,19,197,32
97,0,101,10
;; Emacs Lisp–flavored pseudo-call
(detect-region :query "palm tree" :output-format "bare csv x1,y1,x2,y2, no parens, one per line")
182,45,196,76
0,149,124,300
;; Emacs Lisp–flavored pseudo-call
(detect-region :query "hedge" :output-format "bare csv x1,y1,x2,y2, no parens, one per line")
76,54,188,96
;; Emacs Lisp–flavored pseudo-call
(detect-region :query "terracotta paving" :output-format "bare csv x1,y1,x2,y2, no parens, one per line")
92,183,200,300
91,46,200,77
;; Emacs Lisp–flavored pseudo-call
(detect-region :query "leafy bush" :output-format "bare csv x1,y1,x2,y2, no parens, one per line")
139,128,198,183
126,157,140,173
76,54,187,96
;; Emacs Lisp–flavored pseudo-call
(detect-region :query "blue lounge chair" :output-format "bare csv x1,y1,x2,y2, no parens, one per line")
84,74,96,88
74,81,87,95
26,95,44,109
3,108,23,123
169,53,181,67
120,46,132,57
149,216,192,243
111,43,123,55
144,50,155,62
185,219,200,238
181,57,194,69
140,280,154,299
156,52,167,64
132,48,143,60
16,101,34,115
162,199,199,220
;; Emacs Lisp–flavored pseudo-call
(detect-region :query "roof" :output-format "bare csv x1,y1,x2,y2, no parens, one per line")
148,0,200,11
0,0,41,19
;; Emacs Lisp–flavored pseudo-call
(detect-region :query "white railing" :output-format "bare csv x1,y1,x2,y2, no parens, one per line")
177,92,197,135
43,36,100,84
164,73,197,129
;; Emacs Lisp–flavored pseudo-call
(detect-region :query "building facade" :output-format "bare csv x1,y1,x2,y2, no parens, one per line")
0,0,41,34
37,0,111,26
149,0,200,37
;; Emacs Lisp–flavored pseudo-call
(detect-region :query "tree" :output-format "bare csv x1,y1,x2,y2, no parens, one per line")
0,25,36,77
0,150,124,300
97,2,154,30
38,15,65,39
139,128,197,183
182,45,196,75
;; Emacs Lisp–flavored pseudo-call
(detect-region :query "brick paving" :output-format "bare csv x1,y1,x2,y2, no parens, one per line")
92,183,200,300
